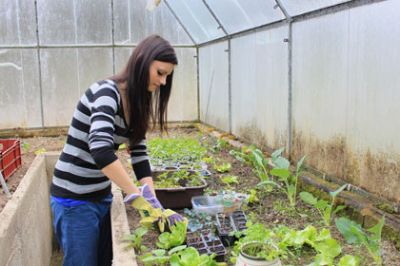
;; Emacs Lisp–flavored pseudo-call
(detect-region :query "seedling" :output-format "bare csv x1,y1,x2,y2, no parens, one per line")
258,149,306,207
21,142,31,153
124,226,148,254
300,184,347,226
220,175,239,186
214,162,231,173
335,217,385,265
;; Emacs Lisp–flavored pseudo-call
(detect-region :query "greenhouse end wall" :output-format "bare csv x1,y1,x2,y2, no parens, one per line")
0,0,197,129
198,0,400,203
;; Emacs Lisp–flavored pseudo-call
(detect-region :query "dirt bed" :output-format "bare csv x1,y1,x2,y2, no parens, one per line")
1,126,399,265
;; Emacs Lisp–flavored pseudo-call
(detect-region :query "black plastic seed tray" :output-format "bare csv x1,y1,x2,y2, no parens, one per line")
186,229,227,262
215,210,247,247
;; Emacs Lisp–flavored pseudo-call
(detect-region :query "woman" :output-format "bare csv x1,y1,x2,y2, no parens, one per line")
50,35,183,266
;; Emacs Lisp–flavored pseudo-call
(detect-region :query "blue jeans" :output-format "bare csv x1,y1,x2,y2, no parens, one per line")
51,198,112,266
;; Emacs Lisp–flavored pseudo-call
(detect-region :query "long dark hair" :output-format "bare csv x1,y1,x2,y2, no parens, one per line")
110,35,178,144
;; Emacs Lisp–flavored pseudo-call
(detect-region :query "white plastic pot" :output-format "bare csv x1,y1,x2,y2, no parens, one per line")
235,242,282,266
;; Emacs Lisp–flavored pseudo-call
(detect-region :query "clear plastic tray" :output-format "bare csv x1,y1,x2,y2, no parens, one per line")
191,195,224,215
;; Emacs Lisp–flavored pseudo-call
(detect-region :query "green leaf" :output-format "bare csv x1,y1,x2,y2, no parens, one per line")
367,216,385,242
271,147,285,159
315,200,329,210
273,157,290,169
335,218,365,245
257,180,279,188
338,255,360,266
169,245,187,255
332,205,346,215
300,191,318,205
270,168,290,179
153,249,167,256
329,184,347,198
296,155,306,173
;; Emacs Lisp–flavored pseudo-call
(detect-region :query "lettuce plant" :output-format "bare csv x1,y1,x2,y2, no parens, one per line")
157,221,187,250
169,247,226,266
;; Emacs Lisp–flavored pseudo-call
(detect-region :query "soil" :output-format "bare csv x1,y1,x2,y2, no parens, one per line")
1,126,399,265
0,136,66,212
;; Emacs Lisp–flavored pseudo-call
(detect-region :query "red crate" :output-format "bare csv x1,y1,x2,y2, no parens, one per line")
0,139,22,181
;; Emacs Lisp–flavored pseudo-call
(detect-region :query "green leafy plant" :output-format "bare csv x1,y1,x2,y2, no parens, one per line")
140,246,188,266
124,226,148,254
155,170,204,188
232,221,344,265
140,249,170,266
214,162,231,173
279,225,342,265
157,221,187,250
184,208,214,232
211,139,229,153
220,175,239,186
240,241,282,262
247,189,259,204
337,255,360,266
148,137,207,165
335,217,385,265
169,246,226,266
258,149,306,207
21,142,31,153
300,184,347,226
229,145,270,182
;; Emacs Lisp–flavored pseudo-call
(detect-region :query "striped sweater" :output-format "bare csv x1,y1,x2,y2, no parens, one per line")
50,79,151,200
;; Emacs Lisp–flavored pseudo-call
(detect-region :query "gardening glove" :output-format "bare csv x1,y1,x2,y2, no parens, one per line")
124,193,164,229
140,184,184,226
140,184,164,209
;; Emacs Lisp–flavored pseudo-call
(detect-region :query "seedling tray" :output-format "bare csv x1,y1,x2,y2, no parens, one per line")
0,139,22,181
186,229,227,262
215,210,247,247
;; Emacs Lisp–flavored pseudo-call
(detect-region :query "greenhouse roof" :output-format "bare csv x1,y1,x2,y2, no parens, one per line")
159,0,353,45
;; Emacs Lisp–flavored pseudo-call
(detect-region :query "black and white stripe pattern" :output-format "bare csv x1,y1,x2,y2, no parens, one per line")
51,80,151,200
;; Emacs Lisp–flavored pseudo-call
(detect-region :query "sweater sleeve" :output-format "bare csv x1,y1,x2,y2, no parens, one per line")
87,84,119,169
129,139,151,180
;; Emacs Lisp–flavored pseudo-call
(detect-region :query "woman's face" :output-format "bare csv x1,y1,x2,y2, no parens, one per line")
148,60,175,92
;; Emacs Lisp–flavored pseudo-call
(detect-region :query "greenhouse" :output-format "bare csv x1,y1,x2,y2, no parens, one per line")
0,0,399,265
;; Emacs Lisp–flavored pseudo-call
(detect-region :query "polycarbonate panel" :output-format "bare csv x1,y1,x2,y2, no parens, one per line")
199,41,229,131
166,0,225,44
114,47,197,122
37,0,112,45
77,49,114,95
292,13,349,143
231,27,288,148
41,48,113,126
168,48,198,121
0,0,37,45
280,0,351,16
293,0,400,154
114,0,193,45
292,0,400,201
205,0,285,34
0,49,41,128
